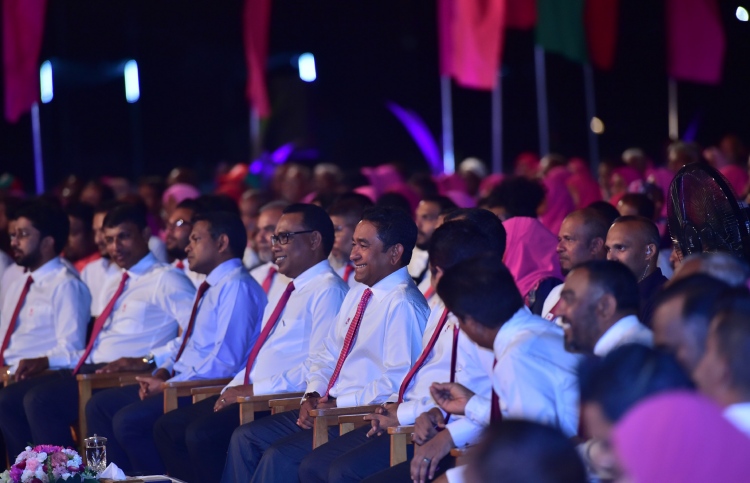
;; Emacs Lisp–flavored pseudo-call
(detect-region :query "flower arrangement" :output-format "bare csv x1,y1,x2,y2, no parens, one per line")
0,445,97,483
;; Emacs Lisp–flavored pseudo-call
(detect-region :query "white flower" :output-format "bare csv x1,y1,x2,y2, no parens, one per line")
0,470,11,483
36,452,47,463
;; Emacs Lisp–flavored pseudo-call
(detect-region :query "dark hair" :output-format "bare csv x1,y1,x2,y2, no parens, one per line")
16,200,70,253
619,193,656,220
102,203,148,231
94,200,120,216
429,220,504,271
438,254,523,328
176,198,201,213
194,195,240,216
327,192,374,221
470,420,587,483
64,202,94,231
486,176,546,218
612,215,660,249
361,206,417,266
191,211,247,259
586,200,621,226
443,208,507,257
283,203,335,257
579,344,694,422
710,292,750,393
566,208,610,243
653,274,731,330
571,260,640,314
374,192,412,216
420,195,457,213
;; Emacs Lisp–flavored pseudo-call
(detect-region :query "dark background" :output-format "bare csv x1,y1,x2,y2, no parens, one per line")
1,0,749,191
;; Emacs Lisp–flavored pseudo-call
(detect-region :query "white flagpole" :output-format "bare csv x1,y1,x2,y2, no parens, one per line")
250,107,261,159
534,46,550,157
440,75,455,174
491,69,503,174
668,78,678,140
583,63,600,173
31,102,45,194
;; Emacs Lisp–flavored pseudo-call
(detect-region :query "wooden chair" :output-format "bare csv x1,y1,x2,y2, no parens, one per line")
337,414,371,435
307,405,380,449
236,392,305,424
160,377,233,413
450,446,470,466
387,425,414,466
190,385,225,403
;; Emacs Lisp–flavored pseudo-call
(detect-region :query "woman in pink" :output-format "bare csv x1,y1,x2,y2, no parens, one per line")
538,165,575,236
608,166,642,206
566,158,602,209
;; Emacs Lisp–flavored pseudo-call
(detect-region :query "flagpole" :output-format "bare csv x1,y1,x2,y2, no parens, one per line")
31,102,45,194
534,46,550,157
440,75,455,174
491,68,503,174
583,63,600,174
668,78,678,140
250,107,262,160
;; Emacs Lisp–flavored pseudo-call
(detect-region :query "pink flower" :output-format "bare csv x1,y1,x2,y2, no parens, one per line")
25,459,39,472
49,451,68,468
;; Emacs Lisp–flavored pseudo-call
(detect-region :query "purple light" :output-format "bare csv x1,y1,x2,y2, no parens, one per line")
386,101,442,174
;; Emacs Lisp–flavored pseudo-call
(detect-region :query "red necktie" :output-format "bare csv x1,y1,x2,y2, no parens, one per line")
397,308,449,402
342,263,354,283
73,272,130,375
0,275,34,365
423,286,435,301
172,281,211,373
324,288,373,396
261,266,277,294
244,281,295,384
175,260,185,270
491,359,502,423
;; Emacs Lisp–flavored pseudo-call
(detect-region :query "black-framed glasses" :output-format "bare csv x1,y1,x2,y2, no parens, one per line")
271,230,314,246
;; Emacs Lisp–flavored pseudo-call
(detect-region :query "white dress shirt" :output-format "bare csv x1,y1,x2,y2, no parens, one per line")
160,258,266,382
81,257,122,317
171,258,206,289
541,283,563,321
250,261,292,302
0,257,91,372
226,260,348,395
463,307,582,438
80,252,196,364
149,236,168,263
407,247,429,282
243,246,260,270
724,403,750,438
416,272,441,310
0,262,24,316
332,260,361,289
593,315,653,357
305,267,430,407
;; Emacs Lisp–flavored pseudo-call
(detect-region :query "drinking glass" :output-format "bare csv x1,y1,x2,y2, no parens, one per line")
84,434,107,473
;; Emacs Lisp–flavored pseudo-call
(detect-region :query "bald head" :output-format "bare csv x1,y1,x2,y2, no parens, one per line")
605,216,660,281
556,209,610,273
671,252,750,288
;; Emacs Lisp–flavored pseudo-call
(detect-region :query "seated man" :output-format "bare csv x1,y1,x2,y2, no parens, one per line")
164,198,206,288
558,260,653,357
14,203,196,449
84,211,266,475
249,201,292,298
327,193,373,287
412,195,457,300
0,201,91,457
81,201,122,318
63,202,99,274
298,218,505,483
221,207,430,483
153,203,349,483
605,215,667,326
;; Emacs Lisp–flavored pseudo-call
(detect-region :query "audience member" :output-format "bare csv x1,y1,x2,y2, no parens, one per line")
249,201,292,300
63,202,98,273
410,195,457,300
80,201,122,317
327,193,374,287
239,189,273,269
586,200,620,226
670,252,750,287
616,193,655,220
164,198,205,288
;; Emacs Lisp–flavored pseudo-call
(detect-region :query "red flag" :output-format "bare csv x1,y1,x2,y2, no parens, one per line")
243,0,272,117
438,0,506,90
666,0,725,84
506,0,535,30
3,0,47,123
585,0,618,70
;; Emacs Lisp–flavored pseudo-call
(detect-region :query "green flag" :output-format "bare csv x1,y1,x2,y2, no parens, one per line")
536,0,588,63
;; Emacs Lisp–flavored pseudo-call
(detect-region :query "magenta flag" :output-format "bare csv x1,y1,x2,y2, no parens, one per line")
3,0,47,123
438,0,506,90
243,0,271,117
666,0,725,84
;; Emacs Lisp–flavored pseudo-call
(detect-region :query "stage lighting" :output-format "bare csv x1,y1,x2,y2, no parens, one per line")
124,60,140,103
298,53,316,82
40,61,53,103
737,6,749,21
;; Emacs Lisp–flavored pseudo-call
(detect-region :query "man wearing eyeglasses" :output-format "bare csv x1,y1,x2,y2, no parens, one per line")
165,198,206,289
249,201,292,300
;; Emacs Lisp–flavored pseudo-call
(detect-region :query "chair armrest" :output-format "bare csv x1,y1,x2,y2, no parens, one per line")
450,447,470,458
387,425,415,435
77,371,151,389
308,404,380,418
388,425,415,466
237,392,305,404
163,377,233,389
191,385,225,396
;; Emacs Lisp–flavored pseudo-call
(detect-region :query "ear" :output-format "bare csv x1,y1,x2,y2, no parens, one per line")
308,231,322,251
596,292,617,320
216,233,230,254
39,235,56,256
645,243,657,262
141,226,152,241
589,237,605,256
389,243,405,266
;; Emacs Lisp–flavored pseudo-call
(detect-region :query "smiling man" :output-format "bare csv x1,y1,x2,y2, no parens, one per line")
221,206,429,483
164,198,205,288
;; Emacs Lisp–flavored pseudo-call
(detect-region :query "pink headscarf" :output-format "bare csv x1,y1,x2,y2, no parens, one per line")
514,152,540,179
566,158,602,209
434,173,467,195
720,164,749,198
613,391,750,483
608,166,643,205
361,164,404,197
478,174,505,199
538,166,575,236
162,183,200,206
502,217,563,298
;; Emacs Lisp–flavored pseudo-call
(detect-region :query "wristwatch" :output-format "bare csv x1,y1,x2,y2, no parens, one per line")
300,391,320,405
142,354,156,368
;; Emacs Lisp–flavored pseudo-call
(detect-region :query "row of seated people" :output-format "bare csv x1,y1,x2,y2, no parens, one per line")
2,194,749,482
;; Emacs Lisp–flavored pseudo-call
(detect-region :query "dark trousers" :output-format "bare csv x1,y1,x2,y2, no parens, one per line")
362,455,456,483
154,395,251,483
85,385,189,475
220,409,339,483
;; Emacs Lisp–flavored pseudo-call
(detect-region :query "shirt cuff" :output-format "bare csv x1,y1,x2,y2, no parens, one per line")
464,394,491,427
446,417,484,448
396,400,418,426
335,392,357,408
445,465,467,483
150,344,174,368
222,370,246,394
305,381,328,399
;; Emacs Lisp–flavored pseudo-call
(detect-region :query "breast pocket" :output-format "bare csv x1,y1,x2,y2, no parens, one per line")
110,300,150,334
22,303,54,333
272,317,308,356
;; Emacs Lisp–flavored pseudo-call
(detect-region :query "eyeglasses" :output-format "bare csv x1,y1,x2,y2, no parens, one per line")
271,230,314,246
166,219,191,231
9,230,34,241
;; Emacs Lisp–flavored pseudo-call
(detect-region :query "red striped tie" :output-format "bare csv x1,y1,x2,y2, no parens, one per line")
73,272,129,375
172,281,211,375
491,359,502,423
324,288,373,397
423,286,435,301
397,308,449,402
261,266,277,294
244,281,295,384
342,263,354,283
175,259,185,270
0,275,34,365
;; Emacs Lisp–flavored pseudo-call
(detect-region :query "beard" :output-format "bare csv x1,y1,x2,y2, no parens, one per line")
15,248,42,269
167,245,187,261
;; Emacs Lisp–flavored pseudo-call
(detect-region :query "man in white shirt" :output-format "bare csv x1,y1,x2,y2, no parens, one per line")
249,201,292,300
298,218,504,483
694,295,750,437
221,206,430,483
0,201,91,457
0,207,27,313
83,211,266,475
153,203,348,483
404,255,581,483
18,203,196,451
327,193,373,288
408,196,456,288
557,260,653,357
81,201,122,317
541,208,609,320
239,189,273,270
165,198,206,288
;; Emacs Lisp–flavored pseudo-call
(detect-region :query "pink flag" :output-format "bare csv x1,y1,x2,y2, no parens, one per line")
438,0,506,90
3,0,47,123
243,0,272,117
666,0,725,84
506,0,535,29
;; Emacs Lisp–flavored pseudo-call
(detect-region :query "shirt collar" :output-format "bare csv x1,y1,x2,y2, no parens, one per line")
293,259,333,290
124,252,159,280
205,258,243,286
594,314,642,356
369,266,413,302
30,256,64,281
493,306,533,353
